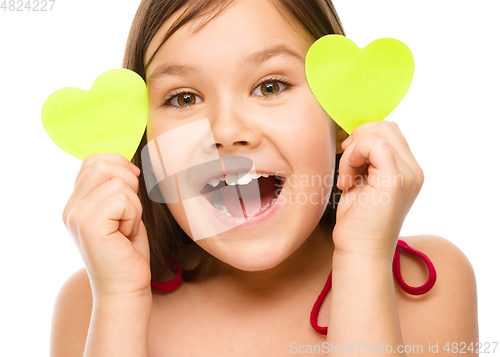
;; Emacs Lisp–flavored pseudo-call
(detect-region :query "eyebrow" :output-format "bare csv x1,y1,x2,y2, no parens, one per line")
246,45,304,67
146,44,304,86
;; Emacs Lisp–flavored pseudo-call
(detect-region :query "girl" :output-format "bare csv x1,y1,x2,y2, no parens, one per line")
51,0,478,356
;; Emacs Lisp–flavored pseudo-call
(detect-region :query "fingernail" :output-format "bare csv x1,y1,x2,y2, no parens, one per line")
342,136,352,147
130,162,140,175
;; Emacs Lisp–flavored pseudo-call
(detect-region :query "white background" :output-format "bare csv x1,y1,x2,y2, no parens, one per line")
1,0,498,355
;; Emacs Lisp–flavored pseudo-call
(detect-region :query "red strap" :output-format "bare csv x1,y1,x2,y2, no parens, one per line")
151,259,184,293
310,271,332,336
392,239,437,295
310,239,437,335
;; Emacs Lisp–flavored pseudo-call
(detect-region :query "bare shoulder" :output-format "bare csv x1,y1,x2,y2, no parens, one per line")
395,235,479,353
50,267,93,357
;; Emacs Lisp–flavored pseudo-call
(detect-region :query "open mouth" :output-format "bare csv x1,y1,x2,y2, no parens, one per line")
200,173,285,218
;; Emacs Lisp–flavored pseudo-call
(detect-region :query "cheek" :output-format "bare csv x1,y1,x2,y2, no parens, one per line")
166,201,193,237
145,115,193,238
265,95,337,218
276,95,336,173
147,113,170,141
146,114,161,144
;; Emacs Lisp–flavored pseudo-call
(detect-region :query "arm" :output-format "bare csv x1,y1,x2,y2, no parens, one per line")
84,292,152,357
50,268,153,357
55,153,153,356
326,252,405,356
50,268,92,357
326,120,423,356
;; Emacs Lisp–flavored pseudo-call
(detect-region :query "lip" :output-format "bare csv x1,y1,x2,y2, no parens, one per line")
200,178,286,230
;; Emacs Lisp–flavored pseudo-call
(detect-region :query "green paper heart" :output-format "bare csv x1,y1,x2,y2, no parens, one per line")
41,68,148,161
305,35,414,134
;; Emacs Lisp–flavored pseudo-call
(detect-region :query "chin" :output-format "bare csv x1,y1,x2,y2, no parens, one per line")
167,217,313,272
197,229,301,271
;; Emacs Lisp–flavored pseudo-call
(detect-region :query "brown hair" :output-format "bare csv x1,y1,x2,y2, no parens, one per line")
124,0,345,284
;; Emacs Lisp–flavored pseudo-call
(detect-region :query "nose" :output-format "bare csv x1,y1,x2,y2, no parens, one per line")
209,100,262,154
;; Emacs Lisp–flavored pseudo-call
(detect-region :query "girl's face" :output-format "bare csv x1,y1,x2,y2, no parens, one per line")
145,0,342,271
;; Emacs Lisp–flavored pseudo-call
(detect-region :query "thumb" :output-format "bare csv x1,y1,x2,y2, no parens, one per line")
129,220,150,266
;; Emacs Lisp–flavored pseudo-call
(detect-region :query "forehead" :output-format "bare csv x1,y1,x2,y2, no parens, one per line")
144,0,313,78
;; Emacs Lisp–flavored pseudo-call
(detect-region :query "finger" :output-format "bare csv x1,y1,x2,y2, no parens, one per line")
64,158,140,234
74,159,140,201
340,133,418,196
344,121,419,175
341,121,380,152
129,220,150,265
76,177,143,237
75,153,137,187
390,120,403,133
84,191,141,240
338,133,399,190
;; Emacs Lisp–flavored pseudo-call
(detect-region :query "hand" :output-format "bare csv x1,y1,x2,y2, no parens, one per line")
62,153,151,297
333,121,424,261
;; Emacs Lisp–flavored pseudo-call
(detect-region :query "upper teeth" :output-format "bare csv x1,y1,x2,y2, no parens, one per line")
207,172,271,187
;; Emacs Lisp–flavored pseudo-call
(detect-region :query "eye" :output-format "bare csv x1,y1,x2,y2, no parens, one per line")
252,77,292,97
163,91,202,109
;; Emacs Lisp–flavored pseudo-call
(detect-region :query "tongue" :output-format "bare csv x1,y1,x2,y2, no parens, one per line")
219,177,278,217
220,191,246,218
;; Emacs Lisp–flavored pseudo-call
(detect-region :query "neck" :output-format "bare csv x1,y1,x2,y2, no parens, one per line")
201,224,334,300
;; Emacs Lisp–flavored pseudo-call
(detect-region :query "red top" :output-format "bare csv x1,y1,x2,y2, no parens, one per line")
151,239,437,335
